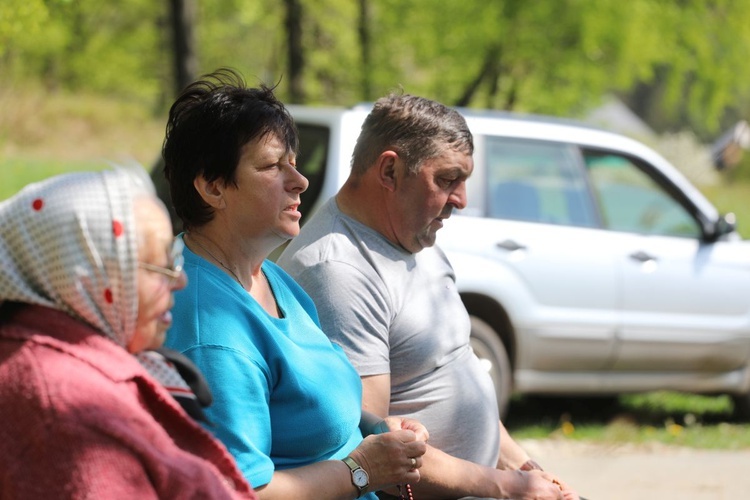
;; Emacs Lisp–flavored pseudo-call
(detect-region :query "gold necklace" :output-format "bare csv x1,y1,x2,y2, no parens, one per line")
187,233,246,289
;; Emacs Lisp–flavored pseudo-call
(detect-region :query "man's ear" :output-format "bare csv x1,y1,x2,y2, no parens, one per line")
193,175,227,209
376,151,400,192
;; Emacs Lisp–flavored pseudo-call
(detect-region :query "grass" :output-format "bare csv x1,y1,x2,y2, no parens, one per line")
1,158,111,200
0,85,163,200
505,392,750,450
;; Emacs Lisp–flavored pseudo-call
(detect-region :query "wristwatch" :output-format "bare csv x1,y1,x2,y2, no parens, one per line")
342,456,369,497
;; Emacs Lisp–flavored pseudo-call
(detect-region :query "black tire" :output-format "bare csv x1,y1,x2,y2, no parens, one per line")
469,315,512,419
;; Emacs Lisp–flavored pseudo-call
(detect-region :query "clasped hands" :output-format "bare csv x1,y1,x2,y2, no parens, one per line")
350,416,429,490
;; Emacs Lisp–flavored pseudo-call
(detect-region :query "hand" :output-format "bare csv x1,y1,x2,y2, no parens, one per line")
383,416,430,442
349,429,427,491
517,469,579,500
535,470,579,500
498,469,569,500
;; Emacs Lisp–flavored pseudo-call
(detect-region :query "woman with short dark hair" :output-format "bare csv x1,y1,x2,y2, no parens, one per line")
162,69,427,499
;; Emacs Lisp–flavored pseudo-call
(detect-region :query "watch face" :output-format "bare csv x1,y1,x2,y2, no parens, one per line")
353,469,369,487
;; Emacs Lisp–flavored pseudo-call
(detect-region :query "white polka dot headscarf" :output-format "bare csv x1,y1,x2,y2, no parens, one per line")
0,168,149,348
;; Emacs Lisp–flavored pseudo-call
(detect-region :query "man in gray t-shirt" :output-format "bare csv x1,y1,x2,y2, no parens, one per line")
278,94,578,500
281,197,500,469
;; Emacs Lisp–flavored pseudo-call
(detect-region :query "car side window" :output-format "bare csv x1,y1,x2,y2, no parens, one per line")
583,150,700,238
296,124,330,224
485,137,597,227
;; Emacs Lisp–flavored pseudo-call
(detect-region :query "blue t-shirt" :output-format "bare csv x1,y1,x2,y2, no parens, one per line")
166,236,371,496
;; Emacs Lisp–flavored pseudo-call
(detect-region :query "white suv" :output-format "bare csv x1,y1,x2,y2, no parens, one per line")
154,104,750,418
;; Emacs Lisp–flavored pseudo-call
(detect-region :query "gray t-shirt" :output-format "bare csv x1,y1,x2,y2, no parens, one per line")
278,198,500,468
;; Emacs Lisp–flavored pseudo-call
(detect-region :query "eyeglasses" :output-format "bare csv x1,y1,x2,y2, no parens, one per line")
138,238,184,283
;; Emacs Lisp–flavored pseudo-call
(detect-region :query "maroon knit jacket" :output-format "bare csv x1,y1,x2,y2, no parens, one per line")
0,304,257,499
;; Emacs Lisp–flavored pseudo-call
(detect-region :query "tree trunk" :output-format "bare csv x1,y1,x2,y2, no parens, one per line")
358,0,372,101
168,0,198,96
455,45,500,107
284,0,305,103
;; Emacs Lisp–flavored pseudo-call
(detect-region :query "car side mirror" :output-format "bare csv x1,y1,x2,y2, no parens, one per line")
704,212,737,242
718,212,737,236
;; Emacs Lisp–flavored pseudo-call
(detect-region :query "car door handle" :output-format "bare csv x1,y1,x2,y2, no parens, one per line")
629,250,657,262
496,239,527,251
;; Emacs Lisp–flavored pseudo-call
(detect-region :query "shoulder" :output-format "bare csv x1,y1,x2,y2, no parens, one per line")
281,225,393,288
0,324,162,451
262,260,321,324
280,197,379,268
263,260,313,300
278,198,340,268
0,306,143,384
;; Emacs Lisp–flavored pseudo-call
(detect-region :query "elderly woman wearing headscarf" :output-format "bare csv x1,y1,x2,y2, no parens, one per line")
0,168,257,499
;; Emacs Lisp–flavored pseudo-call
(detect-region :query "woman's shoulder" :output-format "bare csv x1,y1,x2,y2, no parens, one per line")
0,323,150,437
263,260,311,298
0,305,142,381
262,260,319,314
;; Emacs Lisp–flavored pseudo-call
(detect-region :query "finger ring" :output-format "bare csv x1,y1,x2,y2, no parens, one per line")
410,457,417,468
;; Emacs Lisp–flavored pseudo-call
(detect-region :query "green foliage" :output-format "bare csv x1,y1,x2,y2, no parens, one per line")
356,1,673,115
301,0,361,104
1,0,168,101
1,0,749,132
654,0,750,135
197,1,285,89
0,0,49,58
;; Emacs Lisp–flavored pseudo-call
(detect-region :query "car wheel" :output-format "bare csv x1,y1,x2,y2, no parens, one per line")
469,315,512,419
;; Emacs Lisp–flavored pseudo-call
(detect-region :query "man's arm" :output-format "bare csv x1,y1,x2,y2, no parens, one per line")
361,374,566,499
496,420,580,500
497,419,532,470
361,373,392,417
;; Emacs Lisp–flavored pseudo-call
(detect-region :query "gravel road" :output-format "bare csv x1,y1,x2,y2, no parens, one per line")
519,438,749,500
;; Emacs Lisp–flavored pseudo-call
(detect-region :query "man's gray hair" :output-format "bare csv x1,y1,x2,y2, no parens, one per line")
351,93,473,176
